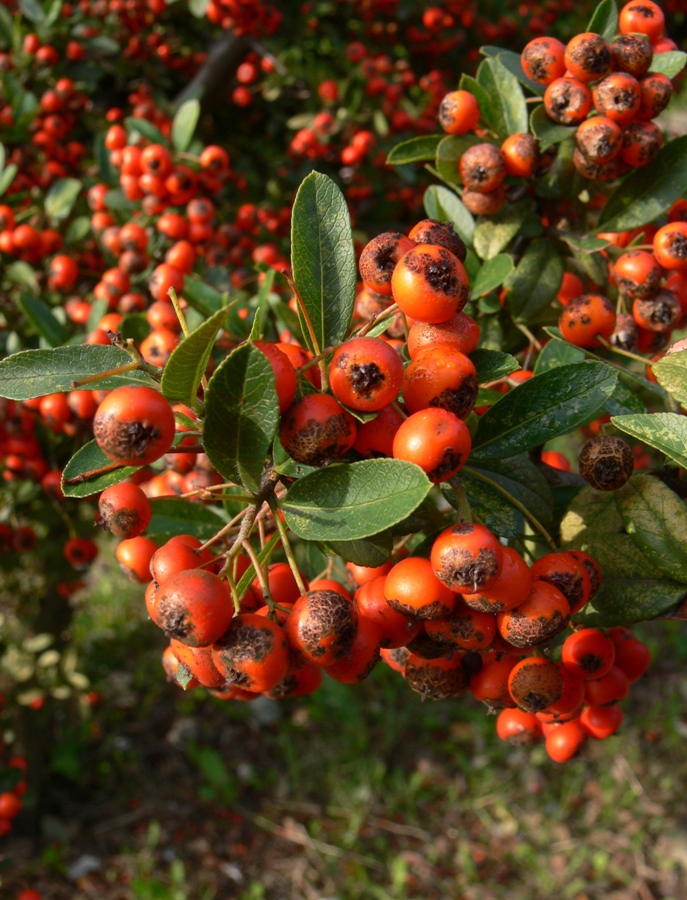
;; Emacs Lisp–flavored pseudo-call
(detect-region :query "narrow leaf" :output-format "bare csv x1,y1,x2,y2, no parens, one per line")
480,47,545,96
322,534,393,567
203,343,280,492
476,57,528,138
471,361,617,460
435,134,480,185
530,104,577,147
182,275,225,316
125,116,168,146
18,295,69,347
652,348,687,406
649,50,687,79
455,470,524,538
386,135,443,165
171,99,200,152
469,348,520,383
147,498,227,542
19,0,45,23
290,172,356,354
616,474,687,584
280,459,432,542
0,162,17,197
423,185,475,246
596,136,687,232
44,178,82,221
473,205,524,260
586,0,618,40
505,239,563,322
469,253,513,299
612,412,687,469
0,346,154,400
161,303,233,406
465,456,554,529
61,441,138,498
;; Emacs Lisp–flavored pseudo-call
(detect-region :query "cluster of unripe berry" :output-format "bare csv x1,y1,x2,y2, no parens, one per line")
523,0,676,180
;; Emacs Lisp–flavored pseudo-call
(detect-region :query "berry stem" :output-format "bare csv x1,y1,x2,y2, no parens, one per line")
356,302,399,337
462,465,558,552
63,460,125,485
595,336,650,366
516,323,543,351
268,495,307,595
70,359,140,389
242,538,272,607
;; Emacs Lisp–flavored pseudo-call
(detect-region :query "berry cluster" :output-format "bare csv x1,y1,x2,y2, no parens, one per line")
523,0,676,180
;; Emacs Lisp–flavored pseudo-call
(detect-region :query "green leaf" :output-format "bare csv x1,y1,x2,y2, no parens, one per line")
0,162,17,197
0,346,154,400
6,260,39,293
104,189,137,211
119,312,150,345
171,99,200,152
235,532,281,599
458,74,492,126
455,471,523,538
290,172,356,354
65,216,91,245
321,533,393,567
147,498,227,542
44,178,82,221
560,485,623,545
586,0,618,40
189,0,209,15
61,441,139,498
603,379,646,416
44,0,62,26
386,135,443,165
125,116,168,146
480,47,545,96
652,348,687,406
435,134,481,185
465,455,554,529
161,304,233,406
469,253,513,299
203,343,280,493
561,234,610,254
530,104,577,147
471,361,617,460
534,339,584,374
572,538,685,627
505,239,564,322
616,474,687,584
475,56,528,139
596,136,687,233
84,35,119,55
182,275,225,316
18,295,69,347
423,184,475,246
612,412,687,469
19,0,45,23
469,348,520,383
473,205,524,260
280,459,432,542
649,50,687,79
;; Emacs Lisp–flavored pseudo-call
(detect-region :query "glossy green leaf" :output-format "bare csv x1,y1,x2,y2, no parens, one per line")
125,116,168,146
0,346,155,399
469,253,514,299
596,136,687,233
464,455,554,529
469,348,520,383
534,338,584,374
291,172,356,355
475,57,528,138
480,47,545,96
458,74,492,126
572,535,685,626
455,470,524,538
649,50,687,79
6,260,39,293
612,412,687,469
44,178,82,221
505,239,564,322
147,498,227,542
182,275,225,316
473,205,524,260
18,295,69,347
203,343,280,493
423,184,475,246
161,304,233,406
65,216,91,245
19,0,45,23
652,348,687,406
603,379,646,416
61,441,139,498
471,361,617,460
586,0,618,40
560,485,623,545
616,475,687,584
386,135,443,165
281,459,432,542
0,163,17,197
322,533,393,567
530,104,577,147
171,99,200,153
